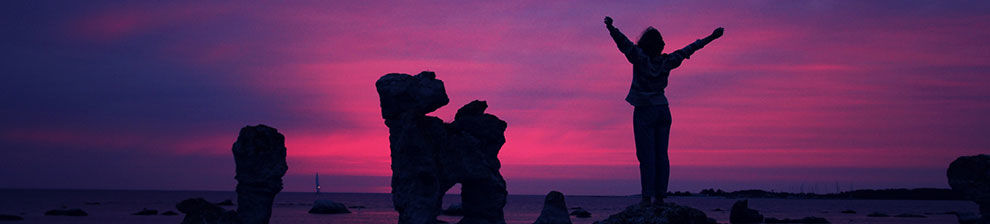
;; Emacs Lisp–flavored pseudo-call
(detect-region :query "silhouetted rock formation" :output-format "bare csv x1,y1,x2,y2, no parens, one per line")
177,198,239,224
729,200,763,224
44,208,88,216
308,200,351,214
571,209,592,218
948,154,990,223
0,214,24,221
764,216,829,223
534,191,572,224
162,211,179,216
132,208,158,215
233,125,288,224
217,199,235,206
593,203,716,224
376,71,508,224
443,204,465,216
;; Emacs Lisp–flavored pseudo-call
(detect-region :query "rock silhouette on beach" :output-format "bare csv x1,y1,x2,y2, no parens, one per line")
308,200,351,214
44,208,88,216
177,197,239,224
729,200,763,224
233,125,288,224
132,208,158,215
162,211,179,216
0,214,24,221
593,203,716,224
376,71,508,224
217,199,235,206
947,154,990,223
533,191,572,224
177,124,289,224
570,209,592,218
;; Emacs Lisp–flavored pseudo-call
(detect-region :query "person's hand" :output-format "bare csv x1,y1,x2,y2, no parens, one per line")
604,16,613,26
711,27,724,39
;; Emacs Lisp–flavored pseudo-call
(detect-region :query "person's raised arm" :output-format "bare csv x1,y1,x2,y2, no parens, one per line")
605,16,645,63
672,27,724,60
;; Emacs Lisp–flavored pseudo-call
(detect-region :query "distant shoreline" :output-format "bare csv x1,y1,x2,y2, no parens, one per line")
0,188,967,201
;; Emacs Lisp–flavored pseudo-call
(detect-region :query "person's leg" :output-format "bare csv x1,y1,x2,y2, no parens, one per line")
633,106,657,205
654,105,672,204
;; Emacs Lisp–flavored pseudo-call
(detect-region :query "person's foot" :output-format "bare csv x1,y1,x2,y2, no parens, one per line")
638,196,651,207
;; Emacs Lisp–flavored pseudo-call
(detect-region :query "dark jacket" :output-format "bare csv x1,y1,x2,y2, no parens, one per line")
608,25,709,106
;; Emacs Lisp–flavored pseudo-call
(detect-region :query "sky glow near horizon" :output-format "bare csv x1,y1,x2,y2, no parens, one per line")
1,1,989,195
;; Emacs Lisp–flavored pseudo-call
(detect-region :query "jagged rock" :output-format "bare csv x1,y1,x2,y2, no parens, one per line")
44,209,88,216
866,212,889,217
132,208,158,215
948,154,990,223
376,71,449,120
534,191,572,224
442,203,464,216
308,200,351,214
217,199,235,206
177,197,239,224
0,214,24,221
764,216,829,223
729,200,763,224
377,72,508,224
162,211,179,216
593,203,716,224
233,124,288,224
839,209,855,214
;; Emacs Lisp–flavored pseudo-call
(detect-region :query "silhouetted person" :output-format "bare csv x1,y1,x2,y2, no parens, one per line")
603,16,723,206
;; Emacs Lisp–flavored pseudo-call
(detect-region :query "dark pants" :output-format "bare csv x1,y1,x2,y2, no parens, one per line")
634,104,672,197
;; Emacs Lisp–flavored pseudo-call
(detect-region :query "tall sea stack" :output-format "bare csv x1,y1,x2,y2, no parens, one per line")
232,125,288,224
376,71,508,224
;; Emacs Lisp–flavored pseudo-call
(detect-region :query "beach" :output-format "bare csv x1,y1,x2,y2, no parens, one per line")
0,189,977,224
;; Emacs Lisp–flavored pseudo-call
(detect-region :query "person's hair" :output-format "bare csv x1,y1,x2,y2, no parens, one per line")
637,27,664,57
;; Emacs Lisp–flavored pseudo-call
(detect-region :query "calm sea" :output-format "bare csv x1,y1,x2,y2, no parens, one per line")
0,189,977,224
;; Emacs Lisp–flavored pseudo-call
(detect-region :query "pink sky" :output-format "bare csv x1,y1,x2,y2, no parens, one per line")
1,1,988,195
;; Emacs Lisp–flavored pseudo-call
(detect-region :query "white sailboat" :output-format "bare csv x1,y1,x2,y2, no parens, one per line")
315,172,321,195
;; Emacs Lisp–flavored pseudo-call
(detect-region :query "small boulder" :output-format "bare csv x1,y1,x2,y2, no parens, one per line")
0,214,24,221
132,208,158,215
729,200,763,224
308,200,351,214
534,191,572,224
441,203,464,216
593,203,716,224
570,209,592,218
161,211,179,216
44,209,88,216
866,212,889,217
840,209,855,214
765,217,829,223
217,199,234,206
176,197,239,224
